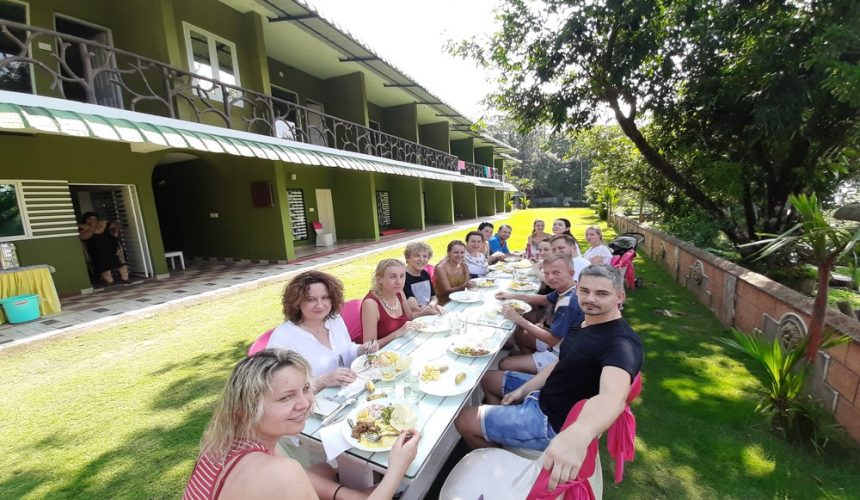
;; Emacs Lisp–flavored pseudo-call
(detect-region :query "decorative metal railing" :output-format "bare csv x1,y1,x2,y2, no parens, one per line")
0,19,505,179
463,161,504,182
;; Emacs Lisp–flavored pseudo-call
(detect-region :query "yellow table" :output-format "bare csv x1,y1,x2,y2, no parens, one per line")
0,265,61,323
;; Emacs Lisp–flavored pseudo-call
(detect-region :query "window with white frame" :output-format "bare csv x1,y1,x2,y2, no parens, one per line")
0,181,27,239
182,23,242,104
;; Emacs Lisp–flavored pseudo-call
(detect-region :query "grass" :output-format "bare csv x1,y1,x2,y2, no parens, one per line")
1,208,859,498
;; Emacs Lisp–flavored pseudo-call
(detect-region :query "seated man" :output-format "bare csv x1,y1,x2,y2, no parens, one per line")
494,255,582,374
488,224,513,255
454,264,643,452
550,233,591,282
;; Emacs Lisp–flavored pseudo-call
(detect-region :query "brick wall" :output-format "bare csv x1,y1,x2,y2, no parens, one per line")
612,215,860,442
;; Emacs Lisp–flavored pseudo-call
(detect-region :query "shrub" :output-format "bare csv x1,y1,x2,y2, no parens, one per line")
662,210,721,248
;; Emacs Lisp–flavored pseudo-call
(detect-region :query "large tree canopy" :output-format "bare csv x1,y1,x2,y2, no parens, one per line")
456,0,860,247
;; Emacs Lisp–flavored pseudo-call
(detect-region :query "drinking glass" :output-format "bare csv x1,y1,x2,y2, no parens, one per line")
403,369,420,402
380,364,396,393
448,312,461,337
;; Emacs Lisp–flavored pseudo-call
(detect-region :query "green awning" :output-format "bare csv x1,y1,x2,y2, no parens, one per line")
0,94,517,191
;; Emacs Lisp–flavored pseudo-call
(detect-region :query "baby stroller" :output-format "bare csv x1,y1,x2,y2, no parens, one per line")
608,232,645,289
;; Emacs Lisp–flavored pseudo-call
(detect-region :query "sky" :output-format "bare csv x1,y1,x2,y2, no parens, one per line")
305,0,500,121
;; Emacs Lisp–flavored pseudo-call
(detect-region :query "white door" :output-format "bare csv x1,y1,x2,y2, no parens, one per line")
315,189,336,243
305,100,327,147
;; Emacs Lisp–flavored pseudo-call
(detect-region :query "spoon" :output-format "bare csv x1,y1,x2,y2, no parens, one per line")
363,431,401,442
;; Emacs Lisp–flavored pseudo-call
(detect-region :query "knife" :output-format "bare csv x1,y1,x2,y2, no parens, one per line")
319,397,356,427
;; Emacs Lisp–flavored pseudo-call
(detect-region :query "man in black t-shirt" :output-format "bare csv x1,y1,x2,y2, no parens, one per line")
455,265,643,463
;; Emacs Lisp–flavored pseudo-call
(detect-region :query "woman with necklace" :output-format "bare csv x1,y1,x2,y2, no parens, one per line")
361,259,417,348
267,271,378,393
435,240,475,305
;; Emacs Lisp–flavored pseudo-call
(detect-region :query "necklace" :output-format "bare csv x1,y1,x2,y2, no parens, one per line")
376,292,400,311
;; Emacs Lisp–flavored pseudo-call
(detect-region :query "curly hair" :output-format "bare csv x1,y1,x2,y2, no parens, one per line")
281,270,344,323
404,241,433,259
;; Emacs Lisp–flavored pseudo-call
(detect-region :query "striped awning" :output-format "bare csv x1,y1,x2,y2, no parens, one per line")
0,91,517,191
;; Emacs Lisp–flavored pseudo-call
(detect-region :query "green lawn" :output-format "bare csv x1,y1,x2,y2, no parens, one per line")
1,208,858,498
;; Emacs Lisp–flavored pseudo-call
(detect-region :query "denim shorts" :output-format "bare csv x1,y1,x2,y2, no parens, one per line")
481,372,556,450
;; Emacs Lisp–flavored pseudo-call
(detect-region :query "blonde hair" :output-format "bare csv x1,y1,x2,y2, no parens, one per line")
199,349,311,464
371,258,406,295
586,225,604,243
404,241,433,259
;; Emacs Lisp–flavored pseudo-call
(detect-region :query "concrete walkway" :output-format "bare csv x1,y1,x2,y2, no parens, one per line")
0,216,506,351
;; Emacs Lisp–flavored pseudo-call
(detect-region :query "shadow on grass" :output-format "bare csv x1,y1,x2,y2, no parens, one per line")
0,340,249,499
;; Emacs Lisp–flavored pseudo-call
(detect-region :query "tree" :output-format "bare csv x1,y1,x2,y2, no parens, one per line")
747,194,860,360
453,0,860,249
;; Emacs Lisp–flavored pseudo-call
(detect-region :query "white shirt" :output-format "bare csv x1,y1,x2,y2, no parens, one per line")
572,257,592,282
584,245,613,265
267,315,359,378
465,251,488,277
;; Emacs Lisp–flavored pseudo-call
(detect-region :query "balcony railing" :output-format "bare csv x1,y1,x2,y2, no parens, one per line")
463,161,504,182
0,19,504,181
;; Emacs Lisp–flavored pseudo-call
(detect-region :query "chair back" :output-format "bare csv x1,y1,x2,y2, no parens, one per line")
248,328,274,356
424,264,436,284
342,299,363,342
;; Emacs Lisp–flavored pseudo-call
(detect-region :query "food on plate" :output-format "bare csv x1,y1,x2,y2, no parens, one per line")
453,345,491,356
510,281,536,290
365,380,376,393
366,393,388,401
389,405,417,430
421,363,449,382
512,260,533,269
395,355,412,372
476,278,495,287
504,256,522,262
351,402,412,448
455,372,467,385
504,301,527,314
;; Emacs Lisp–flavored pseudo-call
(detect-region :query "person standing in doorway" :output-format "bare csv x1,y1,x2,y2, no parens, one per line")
78,211,129,285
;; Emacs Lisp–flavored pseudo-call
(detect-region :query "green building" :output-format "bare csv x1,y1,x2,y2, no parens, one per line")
0,0,518,294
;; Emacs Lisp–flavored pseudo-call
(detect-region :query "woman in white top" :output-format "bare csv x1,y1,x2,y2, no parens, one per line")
464,230,489,278
584,225,614,265
267,270,377,392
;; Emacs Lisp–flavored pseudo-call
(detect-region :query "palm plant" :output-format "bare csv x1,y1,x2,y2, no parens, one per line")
721,328,850,447
745,193,860,360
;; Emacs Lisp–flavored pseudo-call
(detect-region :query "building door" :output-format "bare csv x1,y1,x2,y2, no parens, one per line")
305,100,327,147
71,184,153,280
314,189,336,243
54,15,122,108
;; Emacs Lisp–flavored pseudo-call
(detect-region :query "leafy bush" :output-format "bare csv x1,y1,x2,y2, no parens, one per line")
661,210,721,248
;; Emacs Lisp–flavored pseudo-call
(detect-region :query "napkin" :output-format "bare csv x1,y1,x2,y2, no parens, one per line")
321,420,352,461
337,376,371,400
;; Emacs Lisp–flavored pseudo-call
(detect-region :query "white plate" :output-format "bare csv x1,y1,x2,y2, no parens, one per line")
417,363,477,397
502,299,532,314
486,271,513,279
511,260,533,268
509,281,539,291
504,256,523,262
351,352,409,379
449,291,483,303
473,278,498,288
342,398,419,452
448,338,497,358
413,315,449,333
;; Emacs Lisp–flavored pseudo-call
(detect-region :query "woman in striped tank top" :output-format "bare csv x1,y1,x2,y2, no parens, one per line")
183,349,420,499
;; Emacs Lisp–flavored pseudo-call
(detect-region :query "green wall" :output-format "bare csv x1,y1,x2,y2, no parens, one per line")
423,180,454,225
0,134,167,293
374,174,423,230
332,170,378,240
474,146,494,167
452,183,477,220
324,73,368,126
450,138,474,162
152,156,290,261
495,190,505,213
281,165,335,247
419,122,450,153
382,103,418,142
476,186,496,217
268,59,328,106
367,102,384,126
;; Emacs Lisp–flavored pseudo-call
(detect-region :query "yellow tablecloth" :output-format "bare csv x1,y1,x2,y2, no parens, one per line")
0,265,61,323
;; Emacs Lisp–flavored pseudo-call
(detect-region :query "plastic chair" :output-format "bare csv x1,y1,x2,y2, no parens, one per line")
342,299,363,342
424,264,436,284
248,328,274,356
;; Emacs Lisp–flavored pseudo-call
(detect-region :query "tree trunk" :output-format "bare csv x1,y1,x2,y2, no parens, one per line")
806,254,836,361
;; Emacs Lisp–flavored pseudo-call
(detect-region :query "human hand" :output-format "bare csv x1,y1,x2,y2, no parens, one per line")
432,304,445,315
320,367,357,387
543,429,590,490
399,321,417,336
465,280,477,290
388,429,421,473
501,387,524,406
494,291,510,300
359,339,379,355
501,305,518,321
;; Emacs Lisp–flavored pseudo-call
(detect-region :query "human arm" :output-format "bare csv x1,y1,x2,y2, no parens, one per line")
434,263,469,298
494,291,550,307
311,368,357,392
502,307,560,347
541,367,632,489
221,454,317,499
500,360,558,405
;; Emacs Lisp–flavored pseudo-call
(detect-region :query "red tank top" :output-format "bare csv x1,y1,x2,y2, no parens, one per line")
363,291,408,340
183,440,271,500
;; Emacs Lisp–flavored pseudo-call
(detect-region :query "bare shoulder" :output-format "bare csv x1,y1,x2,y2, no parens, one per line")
222,454,316,499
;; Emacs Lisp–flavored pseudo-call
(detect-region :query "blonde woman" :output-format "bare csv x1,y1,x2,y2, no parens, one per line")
402,242,443,315
434,240,475,305
525,219,550,260
361,259,417,348
584,226,613,265
183,349,420,499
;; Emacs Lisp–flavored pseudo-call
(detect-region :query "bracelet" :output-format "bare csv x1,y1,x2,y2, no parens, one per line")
333,484,345,500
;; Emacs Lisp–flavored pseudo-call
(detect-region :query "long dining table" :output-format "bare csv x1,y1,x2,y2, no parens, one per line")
298,267,539,499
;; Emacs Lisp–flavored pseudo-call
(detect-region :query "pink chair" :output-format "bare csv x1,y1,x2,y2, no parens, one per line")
342,299,363,342
526,373,643,499
424,264,436,284
248,328,274,356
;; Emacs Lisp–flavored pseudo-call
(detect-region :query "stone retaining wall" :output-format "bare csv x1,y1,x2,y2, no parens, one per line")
611,214,860,442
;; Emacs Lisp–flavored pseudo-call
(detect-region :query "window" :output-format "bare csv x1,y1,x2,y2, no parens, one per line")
0,182,27,239
376,190,392,228
287,189,308,241
272,87,299,140
0,0,32,93
182,23,241,104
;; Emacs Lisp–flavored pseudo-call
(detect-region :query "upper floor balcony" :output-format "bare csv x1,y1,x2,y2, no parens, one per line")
0,19,505,182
